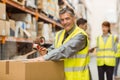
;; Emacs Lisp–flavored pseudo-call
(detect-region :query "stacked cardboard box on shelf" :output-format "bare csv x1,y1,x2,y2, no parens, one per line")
10,13,37,38
9,19,16,31
12,0,25,6
0,60,64,80
37,22,44,37
26,17,37,39
36,0,59,18
0,20,10,36
9,19,16,36
11,13,32,24
0,2,8,36
48,24,55,43
36,0,43,9
0,2,6,20
42,23,54,43
47,0,59,17
37,22,55,43
25,0,37,9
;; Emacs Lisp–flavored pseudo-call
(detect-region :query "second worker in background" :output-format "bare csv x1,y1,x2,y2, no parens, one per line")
96,21,117,80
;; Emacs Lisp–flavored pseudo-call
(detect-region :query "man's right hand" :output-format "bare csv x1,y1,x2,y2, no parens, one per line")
37,47,47,56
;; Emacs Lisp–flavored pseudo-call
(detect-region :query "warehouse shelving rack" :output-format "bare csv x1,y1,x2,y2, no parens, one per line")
0,0,63,60
62,0,74,10
0,0,63,43
1,0,62,27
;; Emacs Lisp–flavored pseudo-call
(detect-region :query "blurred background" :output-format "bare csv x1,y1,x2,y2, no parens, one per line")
0,0,120,80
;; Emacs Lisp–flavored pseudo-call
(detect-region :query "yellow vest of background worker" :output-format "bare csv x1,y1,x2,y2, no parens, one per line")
115,43,120,58
55,26,90,80
96,35,116,66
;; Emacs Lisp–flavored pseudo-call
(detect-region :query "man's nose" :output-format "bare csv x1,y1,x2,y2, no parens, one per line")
63,20,67,24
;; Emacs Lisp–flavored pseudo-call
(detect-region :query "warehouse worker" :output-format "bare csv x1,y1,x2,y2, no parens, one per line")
77,18,88,31
77,18,92,80
114,43,120,80
32,8,90,80
96,21,117,80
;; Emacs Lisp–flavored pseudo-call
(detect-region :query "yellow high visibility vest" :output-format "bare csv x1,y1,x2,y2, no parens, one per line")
115,43,120,58
96,35,116,66
55,26,90,80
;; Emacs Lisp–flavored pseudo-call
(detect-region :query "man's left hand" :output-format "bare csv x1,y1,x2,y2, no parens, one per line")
29,56,45,62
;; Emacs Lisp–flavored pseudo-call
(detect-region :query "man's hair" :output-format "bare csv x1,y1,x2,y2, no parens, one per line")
77,18,87,26
59,8,75,17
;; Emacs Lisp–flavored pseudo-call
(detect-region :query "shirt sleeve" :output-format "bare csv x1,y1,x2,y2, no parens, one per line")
47,44,55,52
43,33,87,60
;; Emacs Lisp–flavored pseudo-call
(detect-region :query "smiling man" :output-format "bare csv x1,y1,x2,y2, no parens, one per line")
33,8,90,80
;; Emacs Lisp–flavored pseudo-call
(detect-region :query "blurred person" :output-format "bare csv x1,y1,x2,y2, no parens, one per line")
96,21,117,80
114,43,120,80
77,18,87,31
77,18,92,80
31,8,90,80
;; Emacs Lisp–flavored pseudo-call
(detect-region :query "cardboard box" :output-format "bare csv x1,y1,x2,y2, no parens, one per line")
26,0,37,8
0,2,6,20
37,22,44,37
15,21,27,37
5,21,10,36
9,19,16,31
32,17,37,31
46,0,59,16
37,0,43,9
0,61,10,80
12,0,25,6
0,60,64,80
11,13,32,23
9,19,16,36
0,61,7,74
42,23,54,42
42,0,49,14
0,20,6,35
0,20,10,36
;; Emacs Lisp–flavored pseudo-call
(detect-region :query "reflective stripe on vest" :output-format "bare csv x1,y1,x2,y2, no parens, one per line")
70,54,88,58
97,56,115,58
65,65,88,72
97,48,114,51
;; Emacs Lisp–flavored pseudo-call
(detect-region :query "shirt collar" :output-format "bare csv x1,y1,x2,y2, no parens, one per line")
102,33,110,37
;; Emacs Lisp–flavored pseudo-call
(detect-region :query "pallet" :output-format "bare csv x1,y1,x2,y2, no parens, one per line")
12,0,25,6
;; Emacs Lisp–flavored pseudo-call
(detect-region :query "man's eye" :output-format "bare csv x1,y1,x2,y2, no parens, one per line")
66,18,70,20
61,19,64,21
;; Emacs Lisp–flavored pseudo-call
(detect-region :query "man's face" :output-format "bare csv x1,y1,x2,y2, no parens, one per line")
60,13,75,32
79,23,87,31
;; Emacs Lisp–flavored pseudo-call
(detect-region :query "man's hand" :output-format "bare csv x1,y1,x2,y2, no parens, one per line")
88,47,97,53
89,48,95,53
37,47,47,56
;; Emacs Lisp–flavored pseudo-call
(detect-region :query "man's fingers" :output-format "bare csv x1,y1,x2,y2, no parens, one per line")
41,48,47,51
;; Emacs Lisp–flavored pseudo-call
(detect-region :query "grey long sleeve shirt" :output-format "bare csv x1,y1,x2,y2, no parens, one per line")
43,33,87,60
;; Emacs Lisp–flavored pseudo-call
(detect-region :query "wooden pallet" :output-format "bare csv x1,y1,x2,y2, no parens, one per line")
12,0,25,6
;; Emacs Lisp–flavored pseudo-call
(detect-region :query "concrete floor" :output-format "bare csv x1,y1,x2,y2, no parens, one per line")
89,55,120,80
